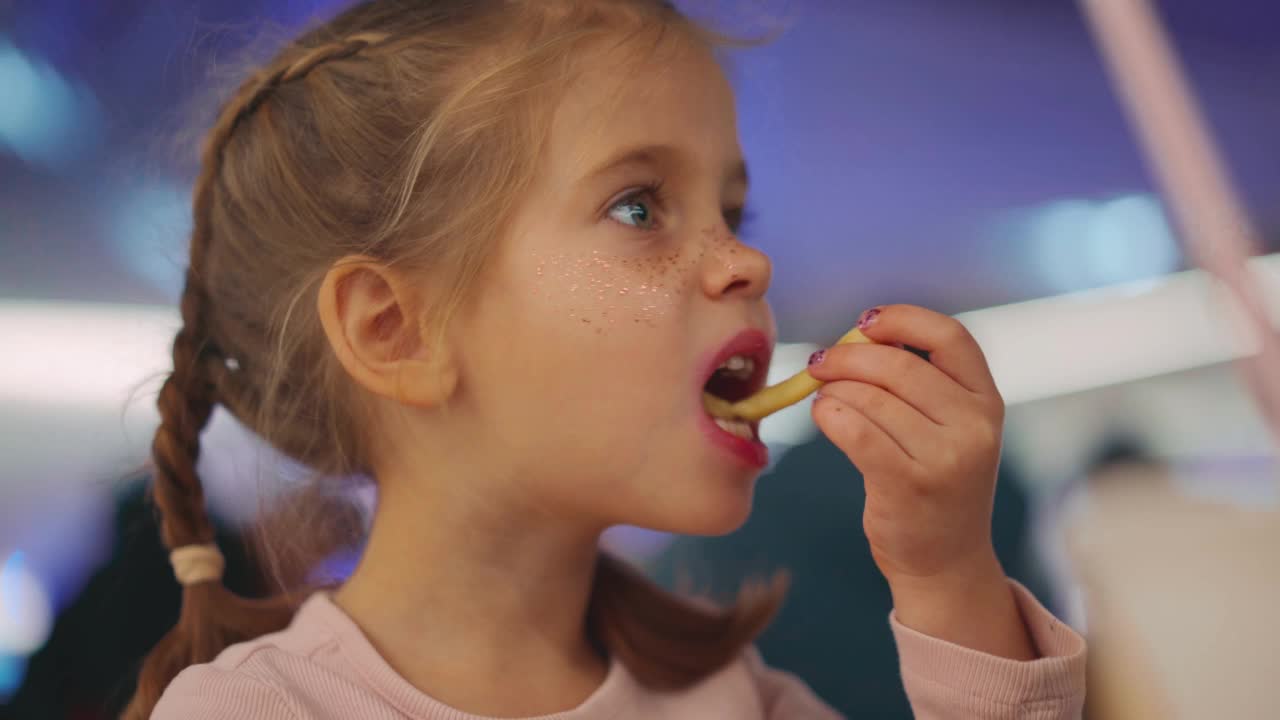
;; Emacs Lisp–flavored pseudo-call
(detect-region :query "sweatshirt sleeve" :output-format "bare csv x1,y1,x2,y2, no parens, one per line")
890,580,1086,719
151,664,299,720
743,646,845,719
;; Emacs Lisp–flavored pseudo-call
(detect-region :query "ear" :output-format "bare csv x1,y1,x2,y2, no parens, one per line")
317,255,457,408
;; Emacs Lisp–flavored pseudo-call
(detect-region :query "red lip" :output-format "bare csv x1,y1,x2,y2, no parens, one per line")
694,328,774,469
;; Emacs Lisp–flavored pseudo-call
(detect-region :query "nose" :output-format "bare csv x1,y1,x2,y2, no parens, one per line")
701,230,772,301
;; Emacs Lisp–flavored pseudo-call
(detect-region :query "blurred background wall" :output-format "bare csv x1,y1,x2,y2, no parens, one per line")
2,0,1277,717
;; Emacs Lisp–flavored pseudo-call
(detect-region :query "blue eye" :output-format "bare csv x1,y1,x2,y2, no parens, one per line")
607,182,665,231
608,194,656,230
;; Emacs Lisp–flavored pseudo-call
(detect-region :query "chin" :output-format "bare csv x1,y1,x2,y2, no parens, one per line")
685,503,752,537
641,478,757,537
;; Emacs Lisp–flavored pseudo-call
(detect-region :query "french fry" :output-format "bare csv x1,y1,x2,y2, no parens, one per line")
703,326,873,421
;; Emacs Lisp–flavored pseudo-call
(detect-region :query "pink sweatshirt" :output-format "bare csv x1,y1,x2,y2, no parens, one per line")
153,580,1085,718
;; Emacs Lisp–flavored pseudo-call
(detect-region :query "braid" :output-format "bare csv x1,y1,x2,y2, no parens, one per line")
124,32,388,720
229,32,389,140
151,28,389,553
149,271,220,549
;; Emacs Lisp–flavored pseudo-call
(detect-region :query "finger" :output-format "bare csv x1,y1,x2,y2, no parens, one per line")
816,380,936,461
850,304,998,396
809,343,971,425
811,392,919,476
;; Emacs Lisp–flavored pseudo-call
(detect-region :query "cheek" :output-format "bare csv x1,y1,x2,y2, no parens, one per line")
531,242,706,334
498,227,743,414
502,246,707,443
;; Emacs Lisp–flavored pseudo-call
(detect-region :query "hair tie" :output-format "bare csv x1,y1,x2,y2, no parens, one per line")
169,544,225,585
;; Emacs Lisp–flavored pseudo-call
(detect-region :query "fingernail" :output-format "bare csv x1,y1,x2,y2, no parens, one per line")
808,349,826,367
857,307,882,330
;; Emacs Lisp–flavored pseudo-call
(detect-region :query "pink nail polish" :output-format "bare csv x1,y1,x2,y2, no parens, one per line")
808,349,826,366
857,307,882,330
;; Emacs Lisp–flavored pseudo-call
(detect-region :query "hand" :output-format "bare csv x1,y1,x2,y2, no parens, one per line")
807,304,1034,659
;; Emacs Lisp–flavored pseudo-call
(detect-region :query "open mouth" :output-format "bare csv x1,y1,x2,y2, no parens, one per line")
701,337,771,440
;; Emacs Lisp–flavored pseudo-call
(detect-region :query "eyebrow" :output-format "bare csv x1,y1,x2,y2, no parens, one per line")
580,143,749,189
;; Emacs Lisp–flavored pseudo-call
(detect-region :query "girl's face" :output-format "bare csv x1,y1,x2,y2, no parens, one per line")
454,34,775,536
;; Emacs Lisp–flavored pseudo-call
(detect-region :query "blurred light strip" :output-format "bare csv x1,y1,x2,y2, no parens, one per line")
959,253,1280,405
0,300,177,410
3,258,1280,414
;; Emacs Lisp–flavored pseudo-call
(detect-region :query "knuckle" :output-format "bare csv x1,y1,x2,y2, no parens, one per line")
831,380,872,408
859,385,887,413
943,318,973,347
827,343,857,367
979,421,1004,451
846,414,874,445
903,467,933,497
934,444,962,474
892,349,919,376
983,420,1003,448
903,459,930,485
982,385,1003,408
990,394,1007,422
963,406,1003,446
820,379,856,404
968,428,995,456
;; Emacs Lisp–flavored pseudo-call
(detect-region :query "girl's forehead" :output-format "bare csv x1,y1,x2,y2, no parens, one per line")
549,38,739,185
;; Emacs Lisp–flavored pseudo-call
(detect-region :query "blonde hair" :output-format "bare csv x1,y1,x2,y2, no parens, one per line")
127,1,784,717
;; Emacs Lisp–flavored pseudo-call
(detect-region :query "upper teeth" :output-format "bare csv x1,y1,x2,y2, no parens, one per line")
717,354,755,378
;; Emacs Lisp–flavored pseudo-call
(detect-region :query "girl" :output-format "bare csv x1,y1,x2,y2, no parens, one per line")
137,0,1086,717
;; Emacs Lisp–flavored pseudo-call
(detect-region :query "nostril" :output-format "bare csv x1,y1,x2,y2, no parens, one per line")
723,275,749,294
